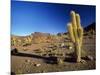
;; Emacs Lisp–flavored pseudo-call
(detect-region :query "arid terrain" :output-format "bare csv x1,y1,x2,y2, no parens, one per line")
11,23,96,74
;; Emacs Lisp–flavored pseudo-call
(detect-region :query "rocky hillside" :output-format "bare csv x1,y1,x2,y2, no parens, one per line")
84,22,96,35
84,22,96,32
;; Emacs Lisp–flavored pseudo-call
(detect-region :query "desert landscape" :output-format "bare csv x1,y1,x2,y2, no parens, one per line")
11,21,96,74
11,1,96,74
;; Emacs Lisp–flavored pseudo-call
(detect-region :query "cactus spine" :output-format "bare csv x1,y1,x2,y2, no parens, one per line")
67,11,83,62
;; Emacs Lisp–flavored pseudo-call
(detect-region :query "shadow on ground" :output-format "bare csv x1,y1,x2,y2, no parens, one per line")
11,48,80,64
11,50,59,64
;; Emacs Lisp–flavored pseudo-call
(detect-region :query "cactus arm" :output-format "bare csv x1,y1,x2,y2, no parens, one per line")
67,23,75,43
79,27,83,48
70,11,79,43
76,13,83,41
71,11,77,29
76,13,81,28
76,13,83,45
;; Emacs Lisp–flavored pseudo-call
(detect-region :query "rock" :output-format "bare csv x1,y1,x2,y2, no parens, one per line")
86,55,94,61
41,70,46,73
61,43,65,47
34,64,41,67
27,70,30,73
57,57,64,64
80,59,87,64
69,46,73,50
11,48,18,54
25,59,31,63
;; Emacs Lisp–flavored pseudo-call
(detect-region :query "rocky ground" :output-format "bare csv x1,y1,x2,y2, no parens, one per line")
11,34,96,74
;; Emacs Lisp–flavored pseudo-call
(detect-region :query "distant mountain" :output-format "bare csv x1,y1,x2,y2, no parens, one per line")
84,22,96,32
11,32,59,46
31,32,50,37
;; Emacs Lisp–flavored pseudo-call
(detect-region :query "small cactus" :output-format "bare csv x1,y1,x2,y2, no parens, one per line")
67,11,83,62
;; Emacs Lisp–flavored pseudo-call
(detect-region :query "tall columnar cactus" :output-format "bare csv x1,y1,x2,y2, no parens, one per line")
67,11,83,62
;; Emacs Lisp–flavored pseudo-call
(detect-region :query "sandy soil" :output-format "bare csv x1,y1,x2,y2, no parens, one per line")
11,35,96,74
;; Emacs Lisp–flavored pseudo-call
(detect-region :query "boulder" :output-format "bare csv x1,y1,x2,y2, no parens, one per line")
34,63,41,67
86,55,94,61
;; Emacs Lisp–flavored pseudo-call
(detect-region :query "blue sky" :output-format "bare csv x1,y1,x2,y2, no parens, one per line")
11,0,96,36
